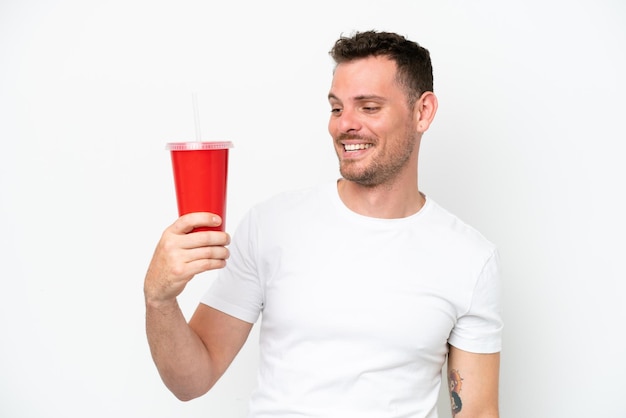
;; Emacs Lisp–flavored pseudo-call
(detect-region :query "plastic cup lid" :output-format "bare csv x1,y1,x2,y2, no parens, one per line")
165,141,234,151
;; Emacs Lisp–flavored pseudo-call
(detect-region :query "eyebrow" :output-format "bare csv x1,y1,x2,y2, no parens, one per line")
327,93,386,102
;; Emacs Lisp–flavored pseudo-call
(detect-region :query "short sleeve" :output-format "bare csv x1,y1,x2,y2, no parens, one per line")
200,208,264,324
448,249,503,353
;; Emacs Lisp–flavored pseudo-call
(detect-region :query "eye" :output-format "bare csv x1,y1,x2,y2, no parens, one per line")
330,107,342,115
362,105,380,113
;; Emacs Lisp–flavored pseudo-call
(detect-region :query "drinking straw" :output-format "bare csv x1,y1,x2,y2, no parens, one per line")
192,92,202,142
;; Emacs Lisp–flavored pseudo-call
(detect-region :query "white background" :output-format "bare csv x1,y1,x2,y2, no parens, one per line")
1,1,625,417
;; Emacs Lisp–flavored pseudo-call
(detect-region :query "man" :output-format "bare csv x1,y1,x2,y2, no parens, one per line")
145,30,502,418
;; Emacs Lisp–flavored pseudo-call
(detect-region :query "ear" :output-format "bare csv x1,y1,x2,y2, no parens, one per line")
415,92,438,133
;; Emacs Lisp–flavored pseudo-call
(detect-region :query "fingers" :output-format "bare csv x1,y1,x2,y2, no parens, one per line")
185,257,228,276
181,229,230,249
171,212,223,234
144,215,231,305
181,244,230,265
158,227,230,271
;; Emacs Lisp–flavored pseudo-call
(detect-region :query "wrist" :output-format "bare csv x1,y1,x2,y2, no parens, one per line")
145,296,180,315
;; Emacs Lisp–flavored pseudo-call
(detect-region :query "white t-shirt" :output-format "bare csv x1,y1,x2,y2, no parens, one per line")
202,181,502,418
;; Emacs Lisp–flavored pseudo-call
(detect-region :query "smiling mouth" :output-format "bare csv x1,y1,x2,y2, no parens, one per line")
344,143,372,151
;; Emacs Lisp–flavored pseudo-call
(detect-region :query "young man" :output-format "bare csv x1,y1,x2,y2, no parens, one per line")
144,30,502,418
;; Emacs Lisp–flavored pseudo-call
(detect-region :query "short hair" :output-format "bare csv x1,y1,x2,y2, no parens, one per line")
329,30,434,107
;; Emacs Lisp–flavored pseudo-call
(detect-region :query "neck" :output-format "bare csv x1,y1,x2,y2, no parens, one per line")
337,176,425,219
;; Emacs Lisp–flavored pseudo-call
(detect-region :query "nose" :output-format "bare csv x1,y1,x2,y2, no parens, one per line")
330,107,362,134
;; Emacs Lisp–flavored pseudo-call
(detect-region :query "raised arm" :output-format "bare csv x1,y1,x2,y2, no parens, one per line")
446,345,500,418
144,213,252,401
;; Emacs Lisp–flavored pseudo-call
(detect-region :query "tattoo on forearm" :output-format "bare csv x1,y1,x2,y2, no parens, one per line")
448,369,464,416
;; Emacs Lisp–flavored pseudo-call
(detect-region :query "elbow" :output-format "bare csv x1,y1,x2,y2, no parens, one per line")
175,393,199,402
169,380,214,402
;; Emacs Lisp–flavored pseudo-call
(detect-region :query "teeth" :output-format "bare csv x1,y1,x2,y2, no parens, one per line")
344,143,372,151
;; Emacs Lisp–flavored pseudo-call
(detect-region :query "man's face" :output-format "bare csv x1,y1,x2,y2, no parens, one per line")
328,56,420,187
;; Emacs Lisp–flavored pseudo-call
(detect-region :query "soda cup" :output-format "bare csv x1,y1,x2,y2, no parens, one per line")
166,141,234,232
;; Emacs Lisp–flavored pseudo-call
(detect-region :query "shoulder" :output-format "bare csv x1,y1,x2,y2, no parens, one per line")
252,182,332,220
422,198,497,259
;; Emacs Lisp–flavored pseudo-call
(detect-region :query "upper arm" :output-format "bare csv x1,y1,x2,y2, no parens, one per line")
189,303,254,387
447,344,500,418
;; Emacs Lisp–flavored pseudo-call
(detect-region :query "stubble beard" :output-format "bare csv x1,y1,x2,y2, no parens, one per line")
338,132,417,188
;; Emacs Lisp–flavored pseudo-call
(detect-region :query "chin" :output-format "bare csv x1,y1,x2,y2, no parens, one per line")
340,169,378,187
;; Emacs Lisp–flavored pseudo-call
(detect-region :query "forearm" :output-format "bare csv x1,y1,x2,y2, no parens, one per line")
145,298,216,401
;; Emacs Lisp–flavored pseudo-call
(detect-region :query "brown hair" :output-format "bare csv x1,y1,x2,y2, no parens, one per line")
329,30,433,107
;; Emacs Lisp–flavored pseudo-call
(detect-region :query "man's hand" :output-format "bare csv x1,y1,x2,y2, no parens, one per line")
144,212,230,307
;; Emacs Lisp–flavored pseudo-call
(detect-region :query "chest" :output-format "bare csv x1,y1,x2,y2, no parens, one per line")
258,223,470,356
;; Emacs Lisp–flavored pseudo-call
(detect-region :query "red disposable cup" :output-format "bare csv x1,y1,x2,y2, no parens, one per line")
166,141,234,232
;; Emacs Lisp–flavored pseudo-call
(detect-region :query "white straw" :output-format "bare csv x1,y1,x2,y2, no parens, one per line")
192,92,202,142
